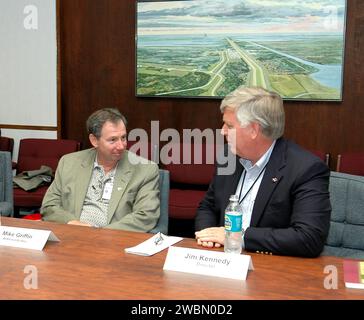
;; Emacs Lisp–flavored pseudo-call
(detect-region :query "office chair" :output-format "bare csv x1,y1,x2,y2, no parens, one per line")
150,169,169,234
0,136,14,156
0,136,16,169
308,150,330,166
162,143,216,237
322,172,364,259
336,152,364,176
0,151,14,216
13,138,81,212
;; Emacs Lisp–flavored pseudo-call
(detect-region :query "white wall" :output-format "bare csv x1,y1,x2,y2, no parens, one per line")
0,0,57,162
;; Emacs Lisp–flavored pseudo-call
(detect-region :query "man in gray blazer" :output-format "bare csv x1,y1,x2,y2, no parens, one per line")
41,108,160,232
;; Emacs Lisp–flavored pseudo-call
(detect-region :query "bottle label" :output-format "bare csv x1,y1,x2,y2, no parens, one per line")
225,212,242,232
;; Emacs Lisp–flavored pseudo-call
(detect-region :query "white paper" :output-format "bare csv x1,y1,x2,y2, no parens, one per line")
0,226,60,251
163,246,254,280
125,233,183,256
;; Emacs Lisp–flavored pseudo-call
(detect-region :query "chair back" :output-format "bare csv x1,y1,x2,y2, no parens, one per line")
150,169,169,234
308,150,330,166
16,138,81,173
322,171,364,259
0,151,14,216
336,153,364,176
13,138,81,209
163,143,216,185
0,136,14,156
163,143,218,225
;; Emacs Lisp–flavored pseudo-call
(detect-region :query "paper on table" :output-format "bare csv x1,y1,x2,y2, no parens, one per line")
125,233,183,256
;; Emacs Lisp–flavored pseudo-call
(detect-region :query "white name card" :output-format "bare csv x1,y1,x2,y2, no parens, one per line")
163,246,254,281
0,226,60,251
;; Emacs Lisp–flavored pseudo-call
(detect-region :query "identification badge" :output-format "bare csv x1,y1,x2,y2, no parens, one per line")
102,182,113,200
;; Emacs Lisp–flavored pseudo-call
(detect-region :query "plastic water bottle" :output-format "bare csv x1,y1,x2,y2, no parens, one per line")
224,194,243,254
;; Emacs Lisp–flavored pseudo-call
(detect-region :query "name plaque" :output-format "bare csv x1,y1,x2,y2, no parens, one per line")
163,246,254,280
0,226,59,250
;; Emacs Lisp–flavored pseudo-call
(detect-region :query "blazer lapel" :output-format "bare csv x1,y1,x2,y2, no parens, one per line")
74,150,96,219
227,159,244,201
107,154,133,224
250,139,286,227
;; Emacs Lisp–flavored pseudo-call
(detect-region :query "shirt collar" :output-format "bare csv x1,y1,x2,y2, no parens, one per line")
93,157,101,169
239,140,276,171
93,157,118,177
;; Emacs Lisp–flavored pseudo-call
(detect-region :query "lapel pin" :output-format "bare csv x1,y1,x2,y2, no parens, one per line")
272,177,278,183
117,187,122,191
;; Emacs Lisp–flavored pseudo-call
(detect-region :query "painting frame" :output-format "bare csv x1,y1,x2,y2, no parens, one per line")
135,0,347,101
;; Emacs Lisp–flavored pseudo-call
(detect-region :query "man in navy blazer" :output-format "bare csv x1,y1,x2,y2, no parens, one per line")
195,86,331,257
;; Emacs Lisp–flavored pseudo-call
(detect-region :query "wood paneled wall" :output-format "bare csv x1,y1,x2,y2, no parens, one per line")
59,0,364,170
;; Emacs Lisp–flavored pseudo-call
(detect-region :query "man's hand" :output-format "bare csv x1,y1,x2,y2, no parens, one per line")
67,220,92,227
195,227,225,248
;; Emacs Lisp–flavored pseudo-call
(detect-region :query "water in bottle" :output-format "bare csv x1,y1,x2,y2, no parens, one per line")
224,194,243,254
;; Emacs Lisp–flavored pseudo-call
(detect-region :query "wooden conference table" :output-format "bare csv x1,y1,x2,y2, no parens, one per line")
0,217,363,300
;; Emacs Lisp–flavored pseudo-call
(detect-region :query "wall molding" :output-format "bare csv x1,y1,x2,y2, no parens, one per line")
0,124,57,131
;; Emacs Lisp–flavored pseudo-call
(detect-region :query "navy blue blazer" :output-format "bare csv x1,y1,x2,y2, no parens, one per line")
195,138,331,257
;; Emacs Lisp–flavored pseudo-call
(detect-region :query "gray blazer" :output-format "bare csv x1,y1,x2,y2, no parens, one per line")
41,148,160,232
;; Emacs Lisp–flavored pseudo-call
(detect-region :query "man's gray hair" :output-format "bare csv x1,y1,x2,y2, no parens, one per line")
87,108,127,138
220,86,285,140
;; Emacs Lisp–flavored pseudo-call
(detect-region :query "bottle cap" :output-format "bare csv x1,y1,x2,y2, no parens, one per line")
229,194,239,202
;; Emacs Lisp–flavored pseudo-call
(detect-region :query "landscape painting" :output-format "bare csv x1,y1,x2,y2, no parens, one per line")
136,0,346,101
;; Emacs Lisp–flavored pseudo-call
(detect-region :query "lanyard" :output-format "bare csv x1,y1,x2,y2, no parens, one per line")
238,163,268,205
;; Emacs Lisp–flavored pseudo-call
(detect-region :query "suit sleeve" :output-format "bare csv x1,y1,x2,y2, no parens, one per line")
40,156,77,223
245,161,331,257
104,163,160,232
195,168,221,231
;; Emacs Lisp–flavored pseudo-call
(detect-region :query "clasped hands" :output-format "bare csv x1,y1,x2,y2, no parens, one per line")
195,226,225,248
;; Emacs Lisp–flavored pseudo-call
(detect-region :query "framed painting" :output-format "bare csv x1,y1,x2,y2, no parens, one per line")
136,0,347,101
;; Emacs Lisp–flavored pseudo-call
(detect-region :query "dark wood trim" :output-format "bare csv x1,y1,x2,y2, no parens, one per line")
0,124,57,131
56,0,61,139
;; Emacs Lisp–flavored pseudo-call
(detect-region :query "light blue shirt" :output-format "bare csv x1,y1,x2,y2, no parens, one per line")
235,141,276,248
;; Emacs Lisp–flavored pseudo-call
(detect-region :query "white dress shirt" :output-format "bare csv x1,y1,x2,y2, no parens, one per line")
235,141,276,247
